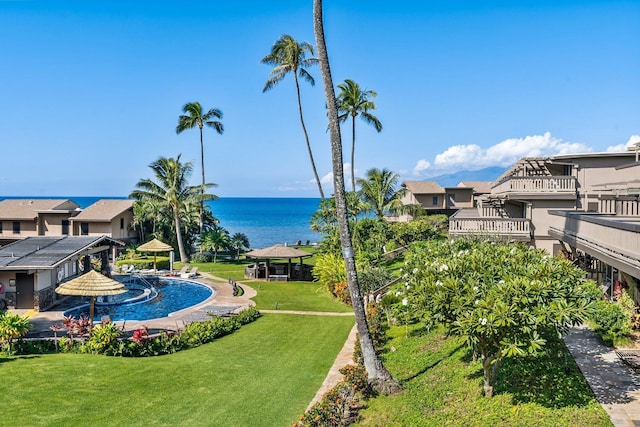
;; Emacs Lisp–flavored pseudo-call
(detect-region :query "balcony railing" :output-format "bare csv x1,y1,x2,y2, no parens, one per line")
449,218,532,240
492,176,576,195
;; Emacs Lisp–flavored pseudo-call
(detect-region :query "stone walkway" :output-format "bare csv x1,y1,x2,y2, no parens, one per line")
564,325,640,427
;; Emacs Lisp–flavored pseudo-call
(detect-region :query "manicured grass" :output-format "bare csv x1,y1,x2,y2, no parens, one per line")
251,280,353,312
0,314,354,427
356,325,612,427
188,259,253,281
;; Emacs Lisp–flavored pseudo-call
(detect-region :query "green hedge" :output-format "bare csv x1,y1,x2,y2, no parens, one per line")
116,257,170,271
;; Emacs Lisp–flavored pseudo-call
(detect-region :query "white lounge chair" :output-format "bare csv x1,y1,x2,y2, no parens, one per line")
181,266,198,279
174,265,189,277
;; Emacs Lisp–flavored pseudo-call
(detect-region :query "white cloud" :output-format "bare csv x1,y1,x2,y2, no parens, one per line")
606,135,640,152
317,163,355,186
412,159,431,176
412,132,592,177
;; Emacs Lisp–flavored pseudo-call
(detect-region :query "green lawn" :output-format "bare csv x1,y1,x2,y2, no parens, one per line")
356,325,611,427
251,280,353,312
0,314,354,427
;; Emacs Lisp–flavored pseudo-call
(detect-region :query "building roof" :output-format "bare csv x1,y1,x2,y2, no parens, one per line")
72,199,134,222
402,181,445,194
0,236,121,269
458,181,494,194
0,199,80,220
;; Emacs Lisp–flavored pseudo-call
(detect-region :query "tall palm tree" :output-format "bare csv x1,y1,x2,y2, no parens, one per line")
357,168,406,219
261,34,325,199
129,155,215,262
176,102,224,234
336,79,382,191
313,0,399,393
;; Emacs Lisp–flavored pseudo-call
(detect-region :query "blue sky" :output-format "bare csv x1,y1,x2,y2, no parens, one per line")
1,1,639,197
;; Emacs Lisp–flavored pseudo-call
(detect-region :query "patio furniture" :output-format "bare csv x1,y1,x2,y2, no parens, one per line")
173,265,189,277
181,266,198,279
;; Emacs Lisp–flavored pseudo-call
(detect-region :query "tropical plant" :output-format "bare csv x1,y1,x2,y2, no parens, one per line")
314,0,400,394
0,311,31,353
336,79,382,191
310,191,366,234
401,239,600,397
229,232,250,259
130,155,215,262
357,168,406,219
261,34,324,199
199,227,230,263
176,102,223,234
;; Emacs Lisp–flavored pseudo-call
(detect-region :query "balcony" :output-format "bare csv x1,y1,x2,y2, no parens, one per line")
549,211,640,277
491,176,576,199
449,217,532,241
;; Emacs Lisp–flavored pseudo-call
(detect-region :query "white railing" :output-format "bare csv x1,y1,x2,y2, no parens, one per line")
492,176,576,195
449,218,531,239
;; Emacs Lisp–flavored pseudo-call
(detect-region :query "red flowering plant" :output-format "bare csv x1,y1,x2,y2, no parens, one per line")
131,326,149,345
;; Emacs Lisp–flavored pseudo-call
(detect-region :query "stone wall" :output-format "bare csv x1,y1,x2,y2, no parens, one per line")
34,286,55,311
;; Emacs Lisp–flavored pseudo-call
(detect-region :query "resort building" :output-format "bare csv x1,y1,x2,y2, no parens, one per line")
394,180,492,221
0,199,81,245
0,235,123,310
446,148,640,302
70,199,137,243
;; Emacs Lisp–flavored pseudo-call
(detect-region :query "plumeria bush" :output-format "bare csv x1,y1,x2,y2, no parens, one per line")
399,238,600,397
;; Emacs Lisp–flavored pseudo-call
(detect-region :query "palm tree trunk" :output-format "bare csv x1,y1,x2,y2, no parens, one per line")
313,0,399,394
351,115,356,192
173,206,189,262
294,74,325,199
199,126,205,235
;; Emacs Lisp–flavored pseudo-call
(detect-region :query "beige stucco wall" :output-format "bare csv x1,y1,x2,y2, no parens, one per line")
445,189,473,208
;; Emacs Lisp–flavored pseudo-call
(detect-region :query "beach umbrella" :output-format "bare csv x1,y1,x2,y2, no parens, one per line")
55,270,126,335
245,244,313,280
136,238,173,272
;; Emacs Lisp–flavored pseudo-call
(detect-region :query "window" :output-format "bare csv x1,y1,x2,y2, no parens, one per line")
120,218,124,230
432,196,438,206
0,222,3,233
80,222,89,235
13,222,20,234
62,220,69,235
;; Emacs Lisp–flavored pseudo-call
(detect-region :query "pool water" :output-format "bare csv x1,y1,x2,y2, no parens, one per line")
64,277,214,321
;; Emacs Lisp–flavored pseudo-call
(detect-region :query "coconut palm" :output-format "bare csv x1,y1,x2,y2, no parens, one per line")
176,102,224,233
261,34,325,199
336,79,382,191
130,155,215,262
357,168,406,219
229,232,250,259
313,0,399,393
199,227,230,263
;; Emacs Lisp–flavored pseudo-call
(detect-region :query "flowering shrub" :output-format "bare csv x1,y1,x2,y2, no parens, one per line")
400,238,600,397
294,383,354,427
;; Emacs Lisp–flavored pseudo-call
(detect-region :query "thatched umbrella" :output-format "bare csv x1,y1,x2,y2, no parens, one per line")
55,270,126,334
136,238,173,272
245,244,313,280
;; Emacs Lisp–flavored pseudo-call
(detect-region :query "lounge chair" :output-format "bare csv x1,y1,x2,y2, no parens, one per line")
181,266,198,279
173,265,189,277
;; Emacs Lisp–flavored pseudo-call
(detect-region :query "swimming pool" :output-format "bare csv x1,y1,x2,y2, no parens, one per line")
63,277,214,321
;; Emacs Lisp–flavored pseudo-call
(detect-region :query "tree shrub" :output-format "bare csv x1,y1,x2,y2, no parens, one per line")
357,266,392,294
590,299,632,346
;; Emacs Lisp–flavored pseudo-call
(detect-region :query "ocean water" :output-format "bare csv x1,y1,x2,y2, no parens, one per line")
0,196,322,249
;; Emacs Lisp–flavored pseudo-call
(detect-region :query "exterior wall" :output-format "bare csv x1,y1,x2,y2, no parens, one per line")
0,220,37,238
445,189,473,209
40,213,72,236
414,193,445,209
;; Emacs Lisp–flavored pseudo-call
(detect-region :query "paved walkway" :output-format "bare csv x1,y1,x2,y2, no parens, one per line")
564,325,640,427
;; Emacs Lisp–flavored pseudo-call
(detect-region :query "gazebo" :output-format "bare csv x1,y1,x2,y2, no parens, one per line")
245,244,313,281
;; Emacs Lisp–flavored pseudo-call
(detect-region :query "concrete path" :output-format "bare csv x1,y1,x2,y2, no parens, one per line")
564,325,640,427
